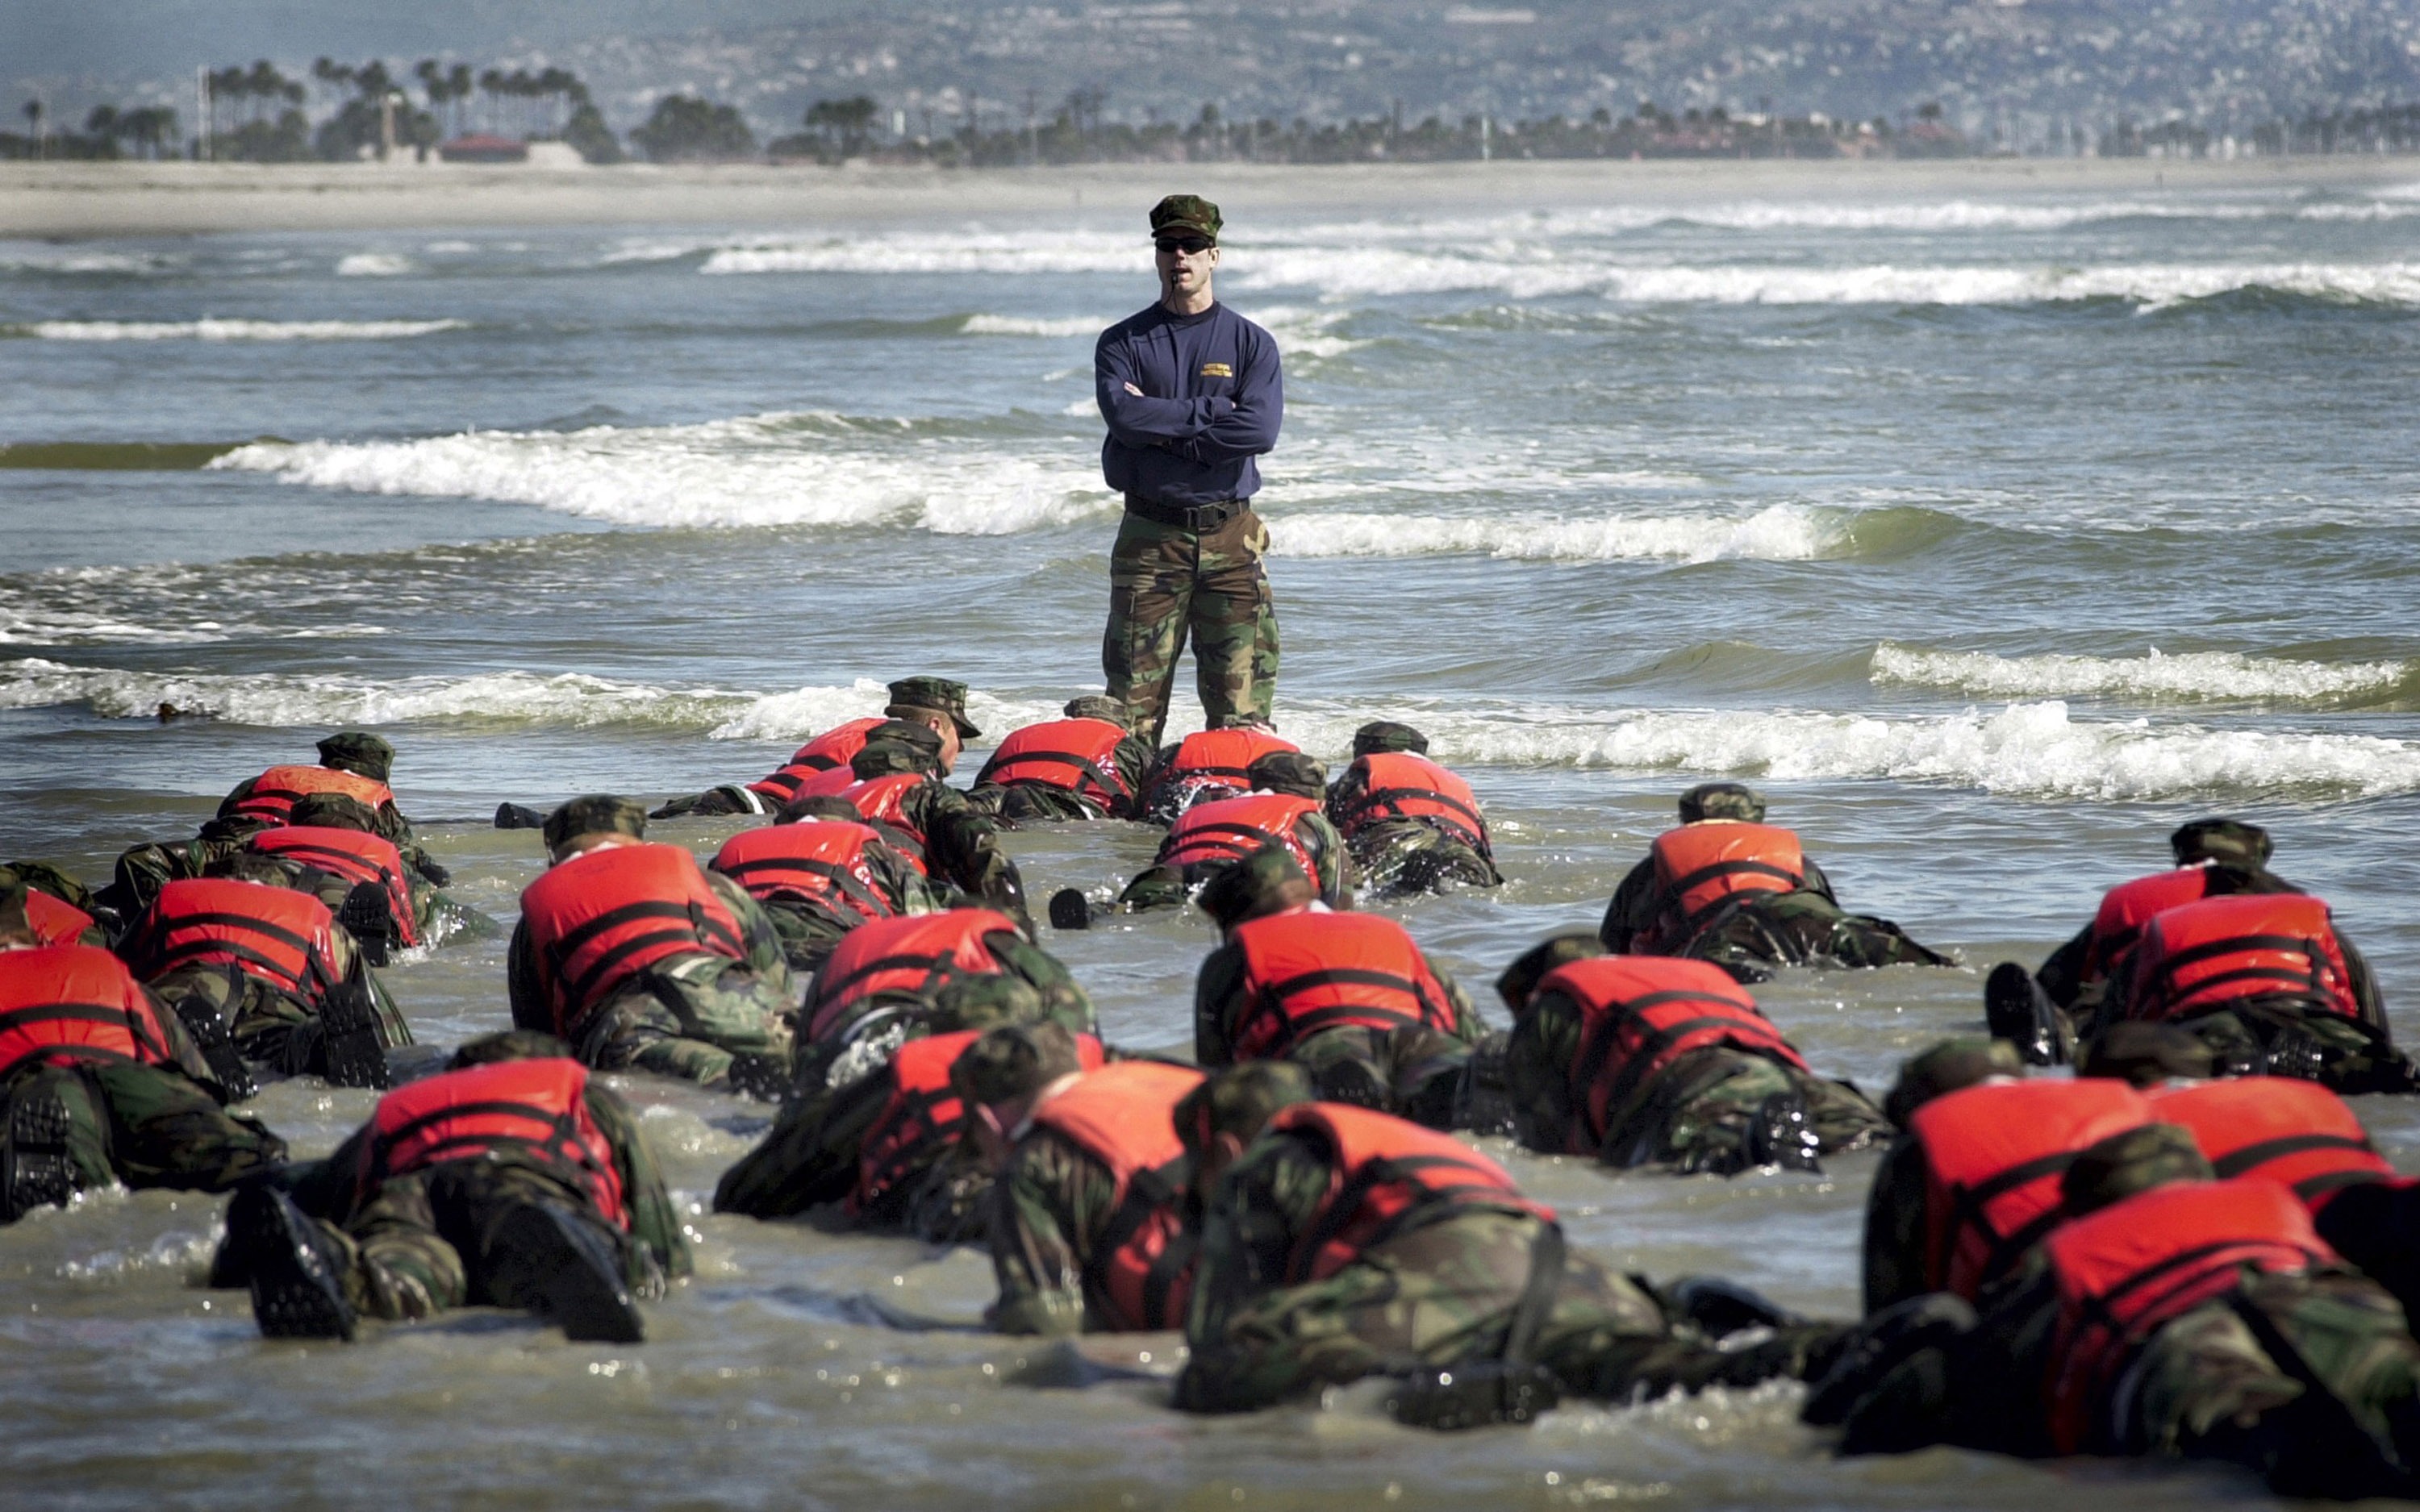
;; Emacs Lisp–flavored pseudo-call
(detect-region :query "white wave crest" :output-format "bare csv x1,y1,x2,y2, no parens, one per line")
703,231,1140,277
1872,644,2409,703
335,253,414,277
0,658,751,728
960,314,1105,338
15,318,466,342
209,412,1114,534
1267,505,1837,563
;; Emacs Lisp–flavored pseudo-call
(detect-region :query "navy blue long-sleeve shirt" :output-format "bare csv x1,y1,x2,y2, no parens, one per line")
1095,302,1283,508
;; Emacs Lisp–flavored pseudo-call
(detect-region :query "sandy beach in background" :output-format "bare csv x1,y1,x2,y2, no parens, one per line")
4,154,2415,237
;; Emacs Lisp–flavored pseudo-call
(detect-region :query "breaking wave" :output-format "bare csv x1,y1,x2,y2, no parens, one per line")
1871,644,2411,704
958,314,1106,338
9,318,467,342
1267,505,1841,563
334,253,415,277
209,412,1112,534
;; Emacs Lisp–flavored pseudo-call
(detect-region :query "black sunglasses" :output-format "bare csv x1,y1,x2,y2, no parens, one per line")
1154,236,1214,255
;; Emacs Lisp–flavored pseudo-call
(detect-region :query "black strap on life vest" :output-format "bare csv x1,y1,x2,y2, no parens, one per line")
545,899,745,1005
1578,990,1780,1129
2148,933,2326,1004
1667,859,1803,927
815,951,966,1012
144,910,334,999
2212,1131,2376,1181
1291,1150,1521,1282
1944,1148,2086,1285
716,856,891,917
0,1004,148,1078
1172,819,1294,861
1346,785,1488,849
1255,966,1437,1039
1098,1157,1196,1327
992,749,1128,802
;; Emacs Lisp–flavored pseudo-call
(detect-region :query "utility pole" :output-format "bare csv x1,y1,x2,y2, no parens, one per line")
1023,88,1038,164
1480,113,1492,161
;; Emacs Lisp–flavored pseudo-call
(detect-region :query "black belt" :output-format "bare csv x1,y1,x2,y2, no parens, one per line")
1124,495,1245,531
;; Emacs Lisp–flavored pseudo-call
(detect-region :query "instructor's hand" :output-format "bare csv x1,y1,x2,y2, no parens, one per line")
1123,381,1145,397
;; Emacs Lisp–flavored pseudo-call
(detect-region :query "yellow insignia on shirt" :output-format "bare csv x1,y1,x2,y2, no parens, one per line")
1200,362,1233,377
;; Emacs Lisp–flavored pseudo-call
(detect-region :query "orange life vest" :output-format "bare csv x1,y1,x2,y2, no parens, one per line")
23,889,97,948
360,1057,628,1229
1909,1079,2157,1298
710,821,901,925
804,908,1018,1043
834,773,930,842
2044,1179,2334,1455
973,719,1134,812
2080,868,2219,987
1330,752,1489,854
0,943,177,1077
518,843,749,1035
2149,1078,2393,1210
1157,793,1320,877
1639,822,1806,950
1142,729,1300,815
1266,1102,1554,1283
746,718,887,805
1536,956,1809,1152
1225,910,1460,1062
1026,1059,1208,1330
123,877,340,1004
2124,893,2360,1024
246,826,419,948
226,764,396,827
847,1031,1110,1221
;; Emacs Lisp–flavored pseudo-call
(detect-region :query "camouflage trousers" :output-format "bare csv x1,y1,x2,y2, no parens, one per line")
649,785,771,821
1176,1210,1836,1412
1682,891,1951,985
2,1060,285,1217
307,1161,649,1322
150,962,412,1078
1348,821,1502,896
1103,507,1279,746
2168,1004,2420,1094
1285,1024,1474,1131
1598,1048,1889,1176
571,955,796,1088
759,898,862,974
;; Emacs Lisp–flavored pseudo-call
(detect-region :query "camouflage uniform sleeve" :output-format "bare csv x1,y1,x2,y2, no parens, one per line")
908,784,1029,923
1175,1131,1339,1411
286,1124,374,1221
1600,857,1659,950
711,1073,886,1217
580,1083,692,1281
985,931,1099,1034
987,1130,1120,1336
1112,737,1155,818
707,872,799,999
2034,920,2097,1010
1321,765,1367,829
1800,856,1839,905
1420,952,1486,1042
1296,814,1353,907
1504,991,1585,1153
867,840,942,914
1860,1135,1936,1314
1194,941,1250,1066
506,918,553,1034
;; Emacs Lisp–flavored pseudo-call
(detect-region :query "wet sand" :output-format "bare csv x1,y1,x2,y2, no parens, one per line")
4,152,2414,238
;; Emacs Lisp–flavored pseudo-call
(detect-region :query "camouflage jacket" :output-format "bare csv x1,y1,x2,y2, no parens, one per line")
506,869,797,1036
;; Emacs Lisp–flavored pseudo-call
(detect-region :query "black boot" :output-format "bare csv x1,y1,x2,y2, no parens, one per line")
1046,888,1093,931
483,1202,645,1343
1663,1274,1805,1337
173,993,260,1103
1801,1293,1975,1427
1984,961,2065,1067
723,1051,794,1103
314,981,390,1091
336,881,400,967
2,1079,80,1221
1743,1089,1822,1173
1383,1361,1562,1430
494,802,548,830
1313,1057,1392,1111
229,1184,357,1340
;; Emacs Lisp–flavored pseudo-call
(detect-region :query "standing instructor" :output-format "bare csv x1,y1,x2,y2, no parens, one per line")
1095,194,1284,748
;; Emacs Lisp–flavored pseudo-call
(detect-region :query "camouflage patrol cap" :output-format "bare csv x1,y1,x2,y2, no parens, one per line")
316,731,395,782
1173,1060,1313,1156
2076,1023,2215,1088
287,793,382,833
206,852,306,888
851,719,945,778
2170,818,2272,868
1248,752,1326,800
542,794,649,853
949,1023,1087,1110
2060,1124,2213,1218
1678,781,1765,824
1063,695,1130,724
1495,931,1608,1013
1351,722,1429,758
887,677,982,740
777,794,864,824
449,1029,574,1068
1196,842,1313,931
2,860,95,914
1149,194,1221,244
930,973,1046,1033
1881,1037,2026,1127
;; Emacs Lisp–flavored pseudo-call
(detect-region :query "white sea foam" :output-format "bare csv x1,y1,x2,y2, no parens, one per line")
959,314,1105,338
0,248,175,275
1872,644,2410,703
1267,505,1838,563
703,231,1140,277
210,412,1115,534
335,253,415,277
14,318,467,342
0,659,750,728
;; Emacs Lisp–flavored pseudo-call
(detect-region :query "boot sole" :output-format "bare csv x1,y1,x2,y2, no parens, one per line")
5,1084,79,1219
489,1204,645,1344
236,1187,357,1340
316,985,390,1091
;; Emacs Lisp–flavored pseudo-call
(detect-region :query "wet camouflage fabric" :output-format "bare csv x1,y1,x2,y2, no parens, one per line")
743,836,944,973
968,731,1155,823
1194,939,1483,1126
1504,990,1888,1175
1600,849,1946,982
788,932,1097,1100
2,1059,285,1214
507,872,799,1088
2094,1004,2418,1094
1836,1256,2420,1497
1116,810,1351,913
1341,819,1501,895
1175,1127,1835,1412
276,1082,689,1320
887,778,1033,925
0,862,108,943
1102,507,1279,747
1600,848,1838,952
987,1126,1187,1336
97,835,248,925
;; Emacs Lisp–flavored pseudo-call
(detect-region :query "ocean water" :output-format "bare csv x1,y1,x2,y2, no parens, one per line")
3,171,2420,1508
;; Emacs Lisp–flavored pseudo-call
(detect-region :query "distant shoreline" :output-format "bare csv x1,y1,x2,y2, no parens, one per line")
3,154,2414,238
